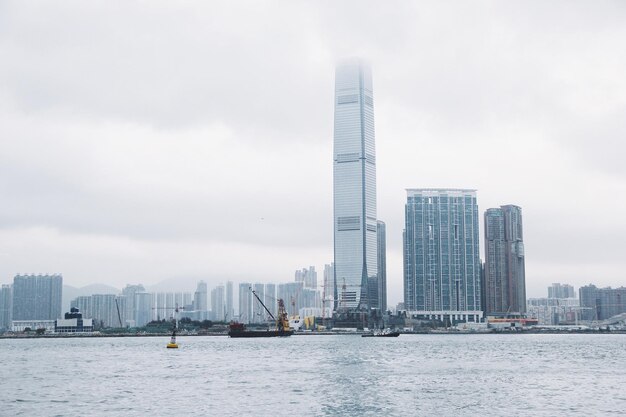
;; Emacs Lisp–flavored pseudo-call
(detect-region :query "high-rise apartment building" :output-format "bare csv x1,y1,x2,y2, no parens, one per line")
12,274,63,320
226,281,234,321
333,60,378,311
548,283,575,299
322,263,334,312
295,267,317,289
135,292,154,327
579,284,626,321
264,283,277,318
251,283,266,323
238,283,253,324
121,284,145,324
211,285,225,321
0,284,12,329
403,190,482,320
72,294,128,328
194,281,208,312
484,205,526,314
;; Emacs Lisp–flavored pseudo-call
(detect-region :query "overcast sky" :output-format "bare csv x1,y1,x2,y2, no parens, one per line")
1,1,625,305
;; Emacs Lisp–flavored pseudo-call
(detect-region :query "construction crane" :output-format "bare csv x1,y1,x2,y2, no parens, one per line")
114,298,123,328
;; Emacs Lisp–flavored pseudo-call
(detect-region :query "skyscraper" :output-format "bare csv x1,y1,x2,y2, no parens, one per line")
12,274,63,320
0,284,12,329
121,284,145,324
295,266,317,289
484,205,526,314
403,189,482,320
238,283,252,324
226,281,234,321
194,281,208,312
548,283,575,299
211,285,225,321
333,59,377,311
377,220,387,312
264,283,276,318
322,263,334,312
579,284,626,321
252,283,265,323
135,292,154,327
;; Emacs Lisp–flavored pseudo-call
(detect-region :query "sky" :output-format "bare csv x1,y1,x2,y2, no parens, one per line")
1,1,625,306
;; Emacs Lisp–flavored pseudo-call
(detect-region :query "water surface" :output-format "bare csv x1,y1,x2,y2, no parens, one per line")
1,334,624,416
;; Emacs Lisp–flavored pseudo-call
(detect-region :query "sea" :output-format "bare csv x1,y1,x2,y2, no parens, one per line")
1,333,624,416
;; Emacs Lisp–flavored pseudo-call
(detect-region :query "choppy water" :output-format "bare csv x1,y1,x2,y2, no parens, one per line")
1,334,625,416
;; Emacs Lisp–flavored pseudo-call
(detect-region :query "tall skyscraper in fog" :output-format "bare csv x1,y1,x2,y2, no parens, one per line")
403,190,481,315
333,59,377,311
484,205,526,314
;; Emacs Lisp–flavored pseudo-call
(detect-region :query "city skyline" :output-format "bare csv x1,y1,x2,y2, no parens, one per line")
1,2,626,305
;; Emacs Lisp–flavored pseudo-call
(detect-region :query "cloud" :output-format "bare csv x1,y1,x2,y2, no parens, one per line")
1,1,625,303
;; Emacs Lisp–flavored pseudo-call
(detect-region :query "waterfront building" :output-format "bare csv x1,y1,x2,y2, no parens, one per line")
333,59,378,311
579,285,626,321
527,297,580,325
12,274,63,321
11,320,56,333
483,205,526,314
55,307,93,333
403,189,482,322
548,283,575,299
264,283,277,318
377,220,387,312
193,281,209,311
0,284,12,330
238,282,253,324
226,281,234,321
211,285,225,321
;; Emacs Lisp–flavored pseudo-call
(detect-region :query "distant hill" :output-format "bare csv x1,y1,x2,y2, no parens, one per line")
62,283,120,313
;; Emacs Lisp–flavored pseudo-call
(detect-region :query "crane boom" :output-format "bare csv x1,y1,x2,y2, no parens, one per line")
250,287,276,321
114,298,123,327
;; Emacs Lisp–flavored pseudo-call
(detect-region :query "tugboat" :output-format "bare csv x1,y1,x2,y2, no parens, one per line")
228,288,294,338
361,329,400,338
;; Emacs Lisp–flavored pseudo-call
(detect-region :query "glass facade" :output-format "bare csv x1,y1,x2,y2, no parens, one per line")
403,189,481,311
333,60,377,310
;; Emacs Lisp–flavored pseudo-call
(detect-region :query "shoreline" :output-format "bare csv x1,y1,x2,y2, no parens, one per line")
1,328,624,339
